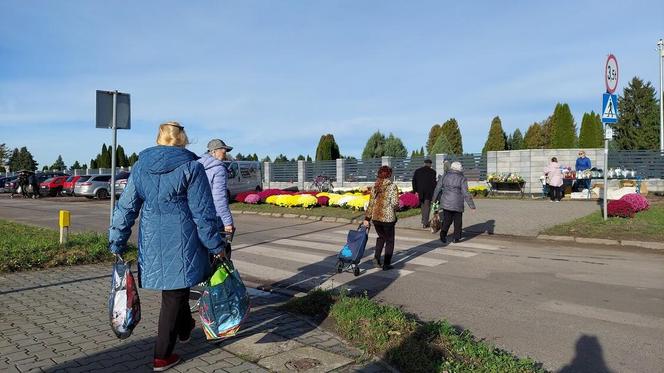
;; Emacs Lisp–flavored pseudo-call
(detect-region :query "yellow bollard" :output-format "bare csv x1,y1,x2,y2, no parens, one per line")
59,210,70,245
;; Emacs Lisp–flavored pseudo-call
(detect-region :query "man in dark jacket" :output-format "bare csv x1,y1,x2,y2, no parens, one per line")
412,159,437,228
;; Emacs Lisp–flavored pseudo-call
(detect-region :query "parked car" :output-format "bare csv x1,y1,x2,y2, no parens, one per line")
3,176,19,193
62,175,84,196
74,174,112,199
39,176,69,197
113,172,131,197
0,177,7,192
224,161,263,197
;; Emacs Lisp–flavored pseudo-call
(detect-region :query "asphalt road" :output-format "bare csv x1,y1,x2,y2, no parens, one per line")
1,195,663,372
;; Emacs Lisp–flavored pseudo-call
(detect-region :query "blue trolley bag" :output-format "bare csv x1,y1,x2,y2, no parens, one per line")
338,225,369,265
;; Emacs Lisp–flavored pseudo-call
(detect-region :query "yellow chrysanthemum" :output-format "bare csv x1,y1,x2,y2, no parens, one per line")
265,195,278,204
328,194,344,206
297,194,318,208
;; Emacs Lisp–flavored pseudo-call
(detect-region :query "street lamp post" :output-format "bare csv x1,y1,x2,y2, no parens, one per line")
658,39,664,151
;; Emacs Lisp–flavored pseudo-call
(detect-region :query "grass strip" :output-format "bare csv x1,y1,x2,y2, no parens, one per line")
283,289,545,373
0,219,137,272
541,199,664,242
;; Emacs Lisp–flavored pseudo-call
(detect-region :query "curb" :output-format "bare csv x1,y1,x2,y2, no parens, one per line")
243,280,400,373
536,234,664,250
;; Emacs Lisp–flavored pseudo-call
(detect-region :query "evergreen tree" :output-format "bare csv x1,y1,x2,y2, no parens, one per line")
297,155,306,161
541,115,555,148
362,131,386,159
90,159,98,169
524,123,545,149
482,116,507,153
12,147,38,171
614,77,660,150
42,165,48,171
81,163,88,169
116,145,128,167
262,156,271,162
128,153,139,166
506,134,513,150
419,146,425,157
306,155,312,162
430,134,454,155
439,118,463,154
511,129,524,150
274,154,289,163
315,134,341,161
71,161,82,169
252,153,259,161
8,148,19,171
426,124,443,154
51,155,66,171
550,103,577,148
578,112,604,148
235,153,245,161
0,143,10,167
383,133,408,158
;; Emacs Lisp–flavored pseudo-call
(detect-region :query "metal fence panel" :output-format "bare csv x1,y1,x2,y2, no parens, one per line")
608,150,664,179
271,161,298,182
392,158,421,182
344,158,383,183
447,153,487,180
305,160,337,182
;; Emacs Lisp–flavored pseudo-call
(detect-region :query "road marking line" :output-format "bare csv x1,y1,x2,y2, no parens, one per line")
318,267,414,291
238,245,336,263
449,242,501,251
538,300,664,330
232,260,299,282
427,249,478,258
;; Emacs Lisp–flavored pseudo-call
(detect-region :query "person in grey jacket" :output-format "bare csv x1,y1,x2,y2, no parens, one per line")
432,161,476,244
198,139,234,252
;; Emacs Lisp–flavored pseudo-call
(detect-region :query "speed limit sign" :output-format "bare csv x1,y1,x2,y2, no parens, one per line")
605,54,619,94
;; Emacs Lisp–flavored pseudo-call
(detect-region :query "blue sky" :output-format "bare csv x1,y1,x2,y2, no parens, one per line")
1,1,663,168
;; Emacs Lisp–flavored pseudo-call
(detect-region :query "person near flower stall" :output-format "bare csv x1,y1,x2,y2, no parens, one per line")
412,158,437,228
575,150,592,192
544,157,564,202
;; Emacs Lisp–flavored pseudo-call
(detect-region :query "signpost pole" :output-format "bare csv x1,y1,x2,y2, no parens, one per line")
603,126,608,221
658,39,663,152
110,91,118,226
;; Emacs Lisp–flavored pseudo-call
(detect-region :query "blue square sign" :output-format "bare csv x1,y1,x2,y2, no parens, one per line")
602,93,618,124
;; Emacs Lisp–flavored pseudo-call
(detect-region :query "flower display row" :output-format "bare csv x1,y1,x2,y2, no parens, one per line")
487,173,525,183
234,189,421,212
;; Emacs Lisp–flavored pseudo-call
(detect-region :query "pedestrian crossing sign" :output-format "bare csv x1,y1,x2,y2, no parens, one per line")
602,93,618,123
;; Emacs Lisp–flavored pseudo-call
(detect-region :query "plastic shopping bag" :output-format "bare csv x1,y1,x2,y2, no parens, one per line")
199,258,250,340
429,202,441,234
108,258,141,339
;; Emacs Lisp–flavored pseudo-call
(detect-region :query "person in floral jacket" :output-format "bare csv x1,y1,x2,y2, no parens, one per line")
363,166,399,270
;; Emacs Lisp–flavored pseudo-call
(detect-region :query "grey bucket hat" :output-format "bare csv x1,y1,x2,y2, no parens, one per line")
207,139,233,152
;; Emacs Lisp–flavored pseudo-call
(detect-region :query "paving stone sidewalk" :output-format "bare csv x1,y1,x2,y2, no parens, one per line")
0,264,389,373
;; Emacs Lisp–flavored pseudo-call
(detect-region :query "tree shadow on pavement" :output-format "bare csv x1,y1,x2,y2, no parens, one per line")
558,335,614,373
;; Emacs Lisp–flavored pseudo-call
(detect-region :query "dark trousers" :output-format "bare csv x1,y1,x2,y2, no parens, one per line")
440,209,463,241
373,222,395,266
420,199,431,225
155,288,193,359
549,186,563,201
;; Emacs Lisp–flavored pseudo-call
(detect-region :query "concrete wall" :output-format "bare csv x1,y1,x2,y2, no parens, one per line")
488,149,605,194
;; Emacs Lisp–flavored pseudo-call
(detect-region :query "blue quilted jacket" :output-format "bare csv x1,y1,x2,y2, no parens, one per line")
198,153,234,228
109,145,224,290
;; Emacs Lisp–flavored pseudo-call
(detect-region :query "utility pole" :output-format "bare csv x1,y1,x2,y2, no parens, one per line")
658,39,663,151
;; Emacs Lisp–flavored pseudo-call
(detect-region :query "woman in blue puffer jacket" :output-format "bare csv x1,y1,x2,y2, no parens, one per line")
109,121,224,371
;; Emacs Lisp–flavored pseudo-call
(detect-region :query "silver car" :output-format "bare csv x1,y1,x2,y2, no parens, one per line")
74,174,112,199
113,172,131,197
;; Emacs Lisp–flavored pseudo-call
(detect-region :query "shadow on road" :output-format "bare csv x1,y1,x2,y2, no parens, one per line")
558,335,614,373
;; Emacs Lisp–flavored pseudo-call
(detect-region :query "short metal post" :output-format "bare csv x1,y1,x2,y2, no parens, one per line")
110,91,118,226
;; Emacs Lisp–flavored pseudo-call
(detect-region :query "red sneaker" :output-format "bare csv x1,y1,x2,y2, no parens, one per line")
153,354,181,372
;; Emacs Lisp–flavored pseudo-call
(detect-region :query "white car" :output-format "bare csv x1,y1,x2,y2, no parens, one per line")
224,161,262,197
